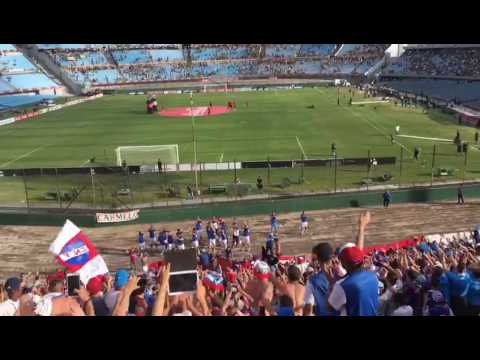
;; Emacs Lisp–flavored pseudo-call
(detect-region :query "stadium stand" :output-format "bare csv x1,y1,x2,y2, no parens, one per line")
30,44,390,87
0,45,61,95
378,79,480,104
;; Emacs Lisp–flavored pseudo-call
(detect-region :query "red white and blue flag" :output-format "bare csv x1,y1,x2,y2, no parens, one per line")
50,220,109,285
202,271,224,292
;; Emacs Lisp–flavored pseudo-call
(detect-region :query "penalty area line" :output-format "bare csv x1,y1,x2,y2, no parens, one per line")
0,146,46,168
296,136,308,160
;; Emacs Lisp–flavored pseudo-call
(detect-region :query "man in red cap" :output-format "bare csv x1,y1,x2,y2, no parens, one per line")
328,211,379,316
87,275,109,316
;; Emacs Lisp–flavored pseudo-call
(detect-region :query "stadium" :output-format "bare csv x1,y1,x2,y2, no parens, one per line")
1,43,480,316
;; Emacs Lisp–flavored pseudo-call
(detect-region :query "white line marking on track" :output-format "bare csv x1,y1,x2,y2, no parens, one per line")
0,146,46,168
344,107,413,155
396,135,453,142
296,136,308,159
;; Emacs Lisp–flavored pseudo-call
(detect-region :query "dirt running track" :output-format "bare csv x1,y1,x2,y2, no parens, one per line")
1,200,480,278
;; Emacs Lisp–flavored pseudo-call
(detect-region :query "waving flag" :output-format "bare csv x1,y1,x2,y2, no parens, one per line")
202,271,224,292
50,220,108,286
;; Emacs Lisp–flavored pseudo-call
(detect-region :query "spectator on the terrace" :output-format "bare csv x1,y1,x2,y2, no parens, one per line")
304,243,340,316
383,191,392,208
446,259,471,316
104,269,129,314
466,264,480,315
0,277,22,316
328,211,379,316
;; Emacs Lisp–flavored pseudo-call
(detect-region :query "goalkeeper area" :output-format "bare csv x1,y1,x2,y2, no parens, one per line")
115,145,179,166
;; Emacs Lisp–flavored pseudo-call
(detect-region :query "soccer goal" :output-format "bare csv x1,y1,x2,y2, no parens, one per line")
115,145,179,166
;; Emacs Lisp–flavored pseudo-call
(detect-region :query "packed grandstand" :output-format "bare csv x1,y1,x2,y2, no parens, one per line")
2,43,480,317
1,44,480,111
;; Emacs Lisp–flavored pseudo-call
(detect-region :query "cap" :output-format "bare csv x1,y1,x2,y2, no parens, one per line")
338,246,365,266
47,270,65,284
115,269,129,289
87,275,104,296
4,277,21,292
253,261,271,279
336,242,355,256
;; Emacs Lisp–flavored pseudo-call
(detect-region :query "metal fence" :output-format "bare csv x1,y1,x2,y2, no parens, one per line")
1,142,475,214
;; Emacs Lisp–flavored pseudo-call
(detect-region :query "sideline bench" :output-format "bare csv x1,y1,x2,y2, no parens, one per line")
208,184,227,194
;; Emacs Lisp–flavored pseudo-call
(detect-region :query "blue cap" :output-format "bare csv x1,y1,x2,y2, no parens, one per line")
4,277,21,292
115,269,129,289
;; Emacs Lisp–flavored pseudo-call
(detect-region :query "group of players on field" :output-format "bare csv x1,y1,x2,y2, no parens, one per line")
136,211,309,254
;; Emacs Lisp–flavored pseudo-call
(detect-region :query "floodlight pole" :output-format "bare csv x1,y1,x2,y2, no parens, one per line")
190,93,199,192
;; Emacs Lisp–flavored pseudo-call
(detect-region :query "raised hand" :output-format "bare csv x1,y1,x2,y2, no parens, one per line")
359,211,371,229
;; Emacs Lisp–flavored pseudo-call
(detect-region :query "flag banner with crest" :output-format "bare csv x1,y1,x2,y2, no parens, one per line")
50,219,108,285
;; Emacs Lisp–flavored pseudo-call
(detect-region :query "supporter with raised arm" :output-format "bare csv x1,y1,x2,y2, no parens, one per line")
328,211,379,316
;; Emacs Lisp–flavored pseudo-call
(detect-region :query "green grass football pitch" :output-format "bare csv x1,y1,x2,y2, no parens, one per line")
1,87,480,205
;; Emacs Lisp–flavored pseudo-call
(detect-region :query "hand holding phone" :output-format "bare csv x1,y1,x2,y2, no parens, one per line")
67,274,80,297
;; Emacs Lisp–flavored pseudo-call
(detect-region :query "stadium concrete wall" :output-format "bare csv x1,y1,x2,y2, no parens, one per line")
1,183,479,228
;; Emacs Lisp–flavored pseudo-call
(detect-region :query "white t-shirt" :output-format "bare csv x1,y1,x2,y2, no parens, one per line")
34,292,65,316
104,289,121,314
303,281,315,306
0,299,20,316
328,278,348,316
392,305,414,316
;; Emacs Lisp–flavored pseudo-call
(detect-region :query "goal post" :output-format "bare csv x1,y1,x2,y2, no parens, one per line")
115,145,179,166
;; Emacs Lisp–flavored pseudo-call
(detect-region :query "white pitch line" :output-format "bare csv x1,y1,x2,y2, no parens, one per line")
396,134,453,143
80,160,91,167
344,107,413,155
219,153,224,162
0,146,46,168
296,136,308,160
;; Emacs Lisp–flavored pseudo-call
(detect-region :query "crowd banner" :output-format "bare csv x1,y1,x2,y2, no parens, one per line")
96,209,140,224
50,219,109,285
365,236,422,254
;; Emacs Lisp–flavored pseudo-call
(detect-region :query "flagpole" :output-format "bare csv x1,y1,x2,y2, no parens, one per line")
190,92,199,193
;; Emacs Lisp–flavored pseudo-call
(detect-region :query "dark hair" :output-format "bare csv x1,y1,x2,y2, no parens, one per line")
406,269,418,281
287,265,302,282
279,294,294,308
430,267,444,288
458,262,466,273
312,243,333,263
470,265,480,279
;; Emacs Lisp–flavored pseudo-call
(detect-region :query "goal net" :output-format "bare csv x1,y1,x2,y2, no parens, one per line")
115,145,179,166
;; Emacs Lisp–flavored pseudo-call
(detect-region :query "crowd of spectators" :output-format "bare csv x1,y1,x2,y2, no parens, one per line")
384,48,480,78
38,44,390,86
2,210,480,317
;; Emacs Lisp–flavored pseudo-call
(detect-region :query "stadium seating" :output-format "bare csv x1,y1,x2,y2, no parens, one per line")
382,47,480,78
52,51,109,67
66,68,121,84
0,79,15,93
378,79,480,103
149,49,183,61
112,50,152,65
1,73,58,89
0,44,16,51
298,44,336,57
0,53,37,72
0,94,56,110
265,44,301,58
